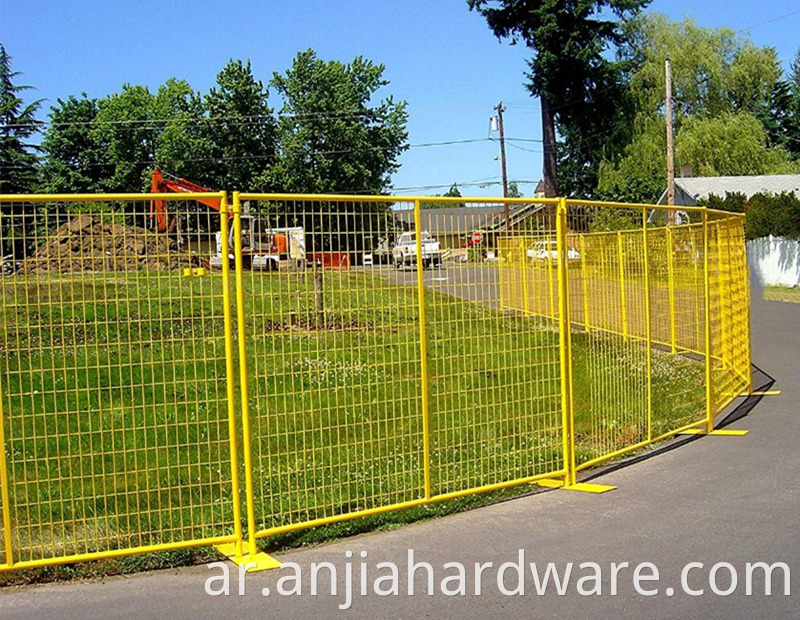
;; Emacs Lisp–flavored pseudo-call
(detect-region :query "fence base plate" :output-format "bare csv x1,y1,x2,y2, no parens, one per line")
536,479,565,489
216,542,281,571
563,483,616,494
678,429,749,436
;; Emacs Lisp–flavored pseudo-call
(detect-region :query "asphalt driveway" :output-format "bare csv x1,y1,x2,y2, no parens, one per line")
0,278,796,619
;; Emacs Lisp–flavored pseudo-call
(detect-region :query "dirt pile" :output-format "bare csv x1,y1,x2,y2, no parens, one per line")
20,215,205,274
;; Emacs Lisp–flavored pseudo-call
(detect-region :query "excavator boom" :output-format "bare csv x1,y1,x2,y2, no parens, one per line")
149,169,223,232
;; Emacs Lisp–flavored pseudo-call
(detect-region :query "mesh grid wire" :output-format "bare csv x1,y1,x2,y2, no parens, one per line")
707,213,750,414
0,193,751,569
421,203,563,495
566,206,650,464
498,202,720,465
238,197,426,534
0,197,236,565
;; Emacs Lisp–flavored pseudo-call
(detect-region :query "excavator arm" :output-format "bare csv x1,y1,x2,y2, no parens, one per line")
149,169,223,232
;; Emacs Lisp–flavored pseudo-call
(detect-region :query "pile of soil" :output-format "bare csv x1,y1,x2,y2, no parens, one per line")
20,215,204,274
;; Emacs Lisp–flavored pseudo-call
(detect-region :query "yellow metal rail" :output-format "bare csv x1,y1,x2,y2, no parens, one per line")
0,192,751,572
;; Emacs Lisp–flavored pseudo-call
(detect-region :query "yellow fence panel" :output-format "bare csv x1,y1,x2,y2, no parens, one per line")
499,201,745,469
0,194,240,569
419,202,564,496
0,192,751,572
233,195,427,539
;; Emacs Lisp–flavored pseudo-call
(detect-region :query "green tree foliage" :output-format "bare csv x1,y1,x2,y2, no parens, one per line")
596,117,666,203
767,50,800,157
699,191,800,240
701,191,747,213
468,0,650,197
0,43,41,193
0,44,42,260
678,113,798,177
746,192,800,240
423,183,465,208
264,50,409,254
626,14,781,119
598,14,795,203
39,94,111,193
203,59,276,191
267,49,408,194
92,84,158,192
507,181,523,198
151,78,209,184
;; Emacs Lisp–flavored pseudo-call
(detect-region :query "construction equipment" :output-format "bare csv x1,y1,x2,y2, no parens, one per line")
149,169,305,269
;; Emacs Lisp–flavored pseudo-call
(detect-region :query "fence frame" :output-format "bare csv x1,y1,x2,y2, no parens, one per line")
0,192,751,573
0,192,243,571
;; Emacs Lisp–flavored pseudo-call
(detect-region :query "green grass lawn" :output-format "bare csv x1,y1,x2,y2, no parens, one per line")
764,285,800,304
0,269,705,581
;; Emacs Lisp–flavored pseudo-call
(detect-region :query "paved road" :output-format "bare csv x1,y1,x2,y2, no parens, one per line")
0,279,796,619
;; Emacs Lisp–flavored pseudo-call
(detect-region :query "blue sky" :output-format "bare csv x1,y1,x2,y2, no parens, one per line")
2,0,799,196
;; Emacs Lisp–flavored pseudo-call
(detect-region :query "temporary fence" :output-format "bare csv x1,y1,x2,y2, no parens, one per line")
0,192,750,571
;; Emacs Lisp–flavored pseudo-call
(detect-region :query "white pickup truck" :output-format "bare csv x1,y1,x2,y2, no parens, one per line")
392,231,442,269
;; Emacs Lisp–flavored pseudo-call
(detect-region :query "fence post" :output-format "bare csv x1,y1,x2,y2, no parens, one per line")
617,231,628,339
556,198,577,487
413,199,432,500
666,226,677,353
220,194,245,559
0,206,11,567
744,219,753,394
580,235,590,332
642,208,653,441
232,192,260,555
0,373,13,568
703,210,714,432
521,237,530,315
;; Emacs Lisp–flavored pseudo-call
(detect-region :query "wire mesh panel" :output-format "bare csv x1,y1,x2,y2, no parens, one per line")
563,206,650,465
0,195,237,567
0,192,752,569
420,201,564,495
235,196,426,536
707,213,750,414
644,223,707,433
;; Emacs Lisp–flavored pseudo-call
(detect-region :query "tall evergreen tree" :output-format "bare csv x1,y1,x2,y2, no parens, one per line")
468,0,650,197
0,43,41,193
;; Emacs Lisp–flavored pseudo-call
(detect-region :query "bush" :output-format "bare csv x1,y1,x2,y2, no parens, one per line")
700,191,800,240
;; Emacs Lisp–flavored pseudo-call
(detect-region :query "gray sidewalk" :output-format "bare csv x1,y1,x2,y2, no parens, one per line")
1,283,796,619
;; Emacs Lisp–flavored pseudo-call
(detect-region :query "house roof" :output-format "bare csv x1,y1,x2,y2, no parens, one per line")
393,203,548,234
658,174,800,206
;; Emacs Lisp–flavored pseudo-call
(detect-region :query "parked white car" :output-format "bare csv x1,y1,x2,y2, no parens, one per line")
526,240,581,263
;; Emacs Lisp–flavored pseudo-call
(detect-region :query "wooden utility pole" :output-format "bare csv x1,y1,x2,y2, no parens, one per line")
495,102,510,237
665,54,676,225
495,102,509,199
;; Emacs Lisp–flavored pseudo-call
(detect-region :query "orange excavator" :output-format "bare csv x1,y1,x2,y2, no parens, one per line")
149,168,223,233
148,169,305,269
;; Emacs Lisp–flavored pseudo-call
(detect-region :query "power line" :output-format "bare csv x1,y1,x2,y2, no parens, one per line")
0,137,510,171
0,109,392,131
739,8,800,33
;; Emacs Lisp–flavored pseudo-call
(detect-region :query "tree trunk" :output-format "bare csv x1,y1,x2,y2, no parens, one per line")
541,94,559,198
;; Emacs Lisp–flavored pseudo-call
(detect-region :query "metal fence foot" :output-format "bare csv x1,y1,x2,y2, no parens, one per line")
678,429,749,436
562,483,616,494
216,542,281,571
